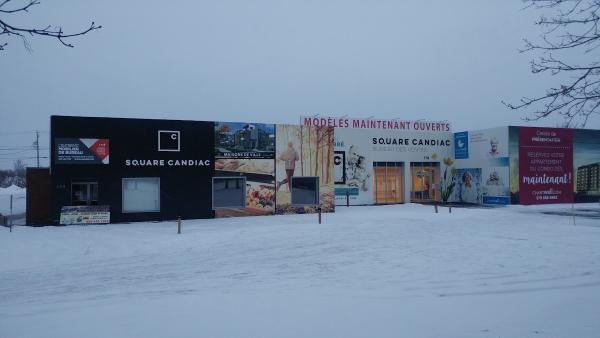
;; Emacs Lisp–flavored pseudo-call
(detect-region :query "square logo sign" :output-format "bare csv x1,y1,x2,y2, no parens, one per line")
158,130,180,152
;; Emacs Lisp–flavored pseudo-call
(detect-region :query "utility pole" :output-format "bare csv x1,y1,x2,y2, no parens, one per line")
35,130,40,167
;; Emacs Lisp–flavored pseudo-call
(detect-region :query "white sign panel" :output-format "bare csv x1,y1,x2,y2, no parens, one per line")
302,115,451,133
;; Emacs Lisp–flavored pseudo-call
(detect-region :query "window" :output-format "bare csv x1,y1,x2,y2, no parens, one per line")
122,177,160,213
71,181,99,206
373,162,404,204
291,176,319,206
410,162,440,202
213,177,246,209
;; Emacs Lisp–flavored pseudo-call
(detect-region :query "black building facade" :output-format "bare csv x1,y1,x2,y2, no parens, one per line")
48,116,335,225
50,116,216,223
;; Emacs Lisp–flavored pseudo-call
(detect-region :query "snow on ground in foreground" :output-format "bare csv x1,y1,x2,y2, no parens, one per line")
1,203,600,338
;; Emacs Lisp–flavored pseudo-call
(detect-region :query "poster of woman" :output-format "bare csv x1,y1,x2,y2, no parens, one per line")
453,168,482,204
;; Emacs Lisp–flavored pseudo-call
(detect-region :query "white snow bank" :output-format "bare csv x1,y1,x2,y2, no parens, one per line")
0,184,25,195
0,186,25,215
1,203,599,338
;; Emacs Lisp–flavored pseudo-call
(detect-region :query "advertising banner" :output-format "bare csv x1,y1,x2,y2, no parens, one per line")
454,132,468,159
452,127,510,205
55,138,109,164
301,115,451,132
214,122,276,217
215,122,275,159
60,205,110,225
453,168,482,204
518,127,573,204
573,129,600,202
275,124,335,214
334,128,453,205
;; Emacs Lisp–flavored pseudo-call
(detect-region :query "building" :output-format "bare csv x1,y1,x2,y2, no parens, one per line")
577,163,600,193
25,115,600,225
33,116,334,225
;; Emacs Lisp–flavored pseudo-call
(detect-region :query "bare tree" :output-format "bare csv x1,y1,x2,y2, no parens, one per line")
0,0,101,51
504,0,600,127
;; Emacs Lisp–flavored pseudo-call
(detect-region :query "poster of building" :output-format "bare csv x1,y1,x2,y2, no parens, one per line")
452,127,510,205
215,122,275,159
275,124,335,214
214,122,276,217
573,129,600,202
518,127,573,204
55,138,109,164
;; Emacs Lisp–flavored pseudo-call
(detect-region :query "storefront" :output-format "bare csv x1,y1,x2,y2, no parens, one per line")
303,116,454,206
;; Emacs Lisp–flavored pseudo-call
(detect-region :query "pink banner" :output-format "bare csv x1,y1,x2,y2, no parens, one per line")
519,127,573,204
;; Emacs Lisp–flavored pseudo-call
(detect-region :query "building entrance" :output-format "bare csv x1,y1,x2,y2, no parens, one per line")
373,162,404,204
410,162,440,202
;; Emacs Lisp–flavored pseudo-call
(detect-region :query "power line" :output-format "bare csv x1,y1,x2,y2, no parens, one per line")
0,148,49,151
0,156,49,160
0,150,42,156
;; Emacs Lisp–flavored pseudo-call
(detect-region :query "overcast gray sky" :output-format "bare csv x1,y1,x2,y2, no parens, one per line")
2,0,599,169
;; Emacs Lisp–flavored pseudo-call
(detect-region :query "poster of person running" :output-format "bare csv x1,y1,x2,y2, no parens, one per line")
275,124,335,214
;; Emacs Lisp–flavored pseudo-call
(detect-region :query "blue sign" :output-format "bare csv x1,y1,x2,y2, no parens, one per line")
335,187,359,196
482,196,510,205
454,132,469,159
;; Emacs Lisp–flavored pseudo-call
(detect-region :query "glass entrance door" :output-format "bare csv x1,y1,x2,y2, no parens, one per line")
373,162,404,204
410,162,440,202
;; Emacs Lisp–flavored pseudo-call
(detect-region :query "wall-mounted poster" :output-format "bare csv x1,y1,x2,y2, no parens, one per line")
509,126,520,204
275,124,335,214
452,168,482,204
334,128,454,205
518,127,573,204
573,129,600,202
452,127,510,205
55,138,109,164
214,122,276,217
215,122,275,159
59,205,110,225
481,160,510,205
454,131,469,159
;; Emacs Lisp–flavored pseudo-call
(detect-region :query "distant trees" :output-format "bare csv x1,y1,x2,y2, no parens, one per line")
0,0,101,51
504,0,600,127
0,160,26,188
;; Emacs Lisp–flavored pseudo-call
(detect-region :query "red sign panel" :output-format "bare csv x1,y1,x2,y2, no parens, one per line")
519,127,573,204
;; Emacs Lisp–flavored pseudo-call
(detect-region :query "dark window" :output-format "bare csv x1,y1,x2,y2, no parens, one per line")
71,181,99,206
213,177,246,209
291,176,320,206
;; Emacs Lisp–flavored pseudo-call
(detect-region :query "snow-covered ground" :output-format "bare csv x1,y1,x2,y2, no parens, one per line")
1,203,600,338
0,185,26,216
